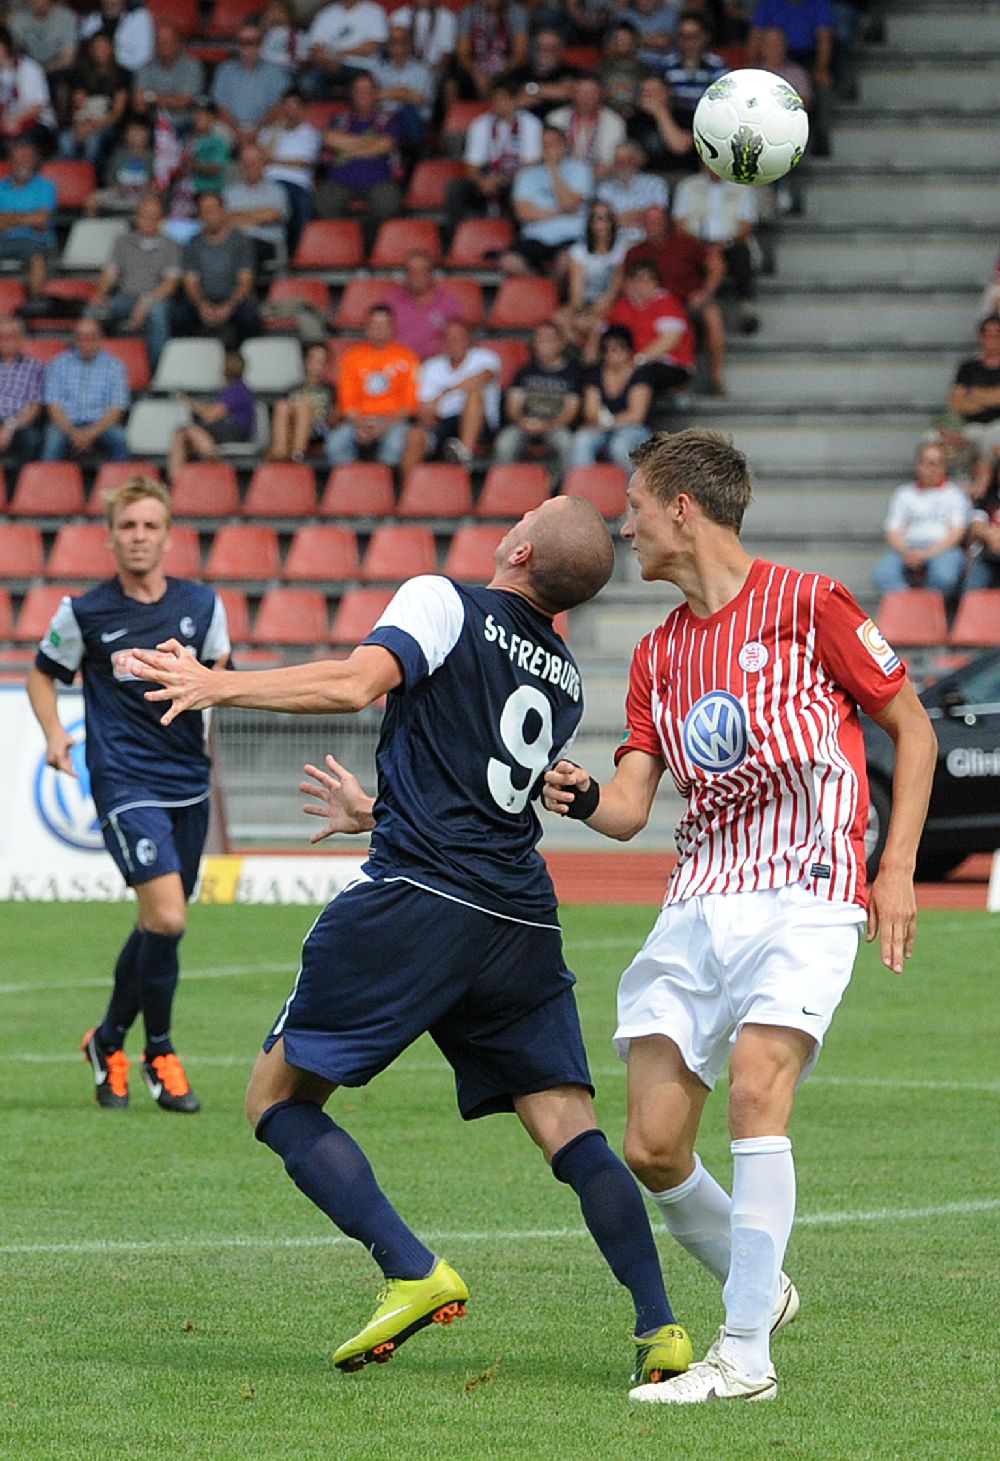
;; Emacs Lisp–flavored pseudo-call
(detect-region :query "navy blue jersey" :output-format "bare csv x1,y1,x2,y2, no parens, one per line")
35,576,230,813
363,576,583,924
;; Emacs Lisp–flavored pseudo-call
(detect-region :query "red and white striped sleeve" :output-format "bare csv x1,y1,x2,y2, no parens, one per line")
814,579,907,716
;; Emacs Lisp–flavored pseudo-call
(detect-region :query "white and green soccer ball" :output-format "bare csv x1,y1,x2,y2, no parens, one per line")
692,67,809,186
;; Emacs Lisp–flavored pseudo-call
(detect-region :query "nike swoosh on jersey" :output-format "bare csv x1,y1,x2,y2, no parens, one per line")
101,628,130,642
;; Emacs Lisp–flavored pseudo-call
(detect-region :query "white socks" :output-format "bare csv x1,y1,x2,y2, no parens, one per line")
718,1135,795,1381
645,1154,732,1284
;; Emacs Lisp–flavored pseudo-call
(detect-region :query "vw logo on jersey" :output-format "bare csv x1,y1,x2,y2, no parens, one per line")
682,691,749,775
33,718,103,851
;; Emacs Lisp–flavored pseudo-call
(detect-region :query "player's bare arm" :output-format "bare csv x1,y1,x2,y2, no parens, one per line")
865,678,938,974
300,753,376,841
25,666,77,776
123,641,403,725
543,749,664,840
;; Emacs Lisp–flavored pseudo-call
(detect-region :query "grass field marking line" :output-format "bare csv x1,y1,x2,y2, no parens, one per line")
2,1199,997,1258
0,962,284,995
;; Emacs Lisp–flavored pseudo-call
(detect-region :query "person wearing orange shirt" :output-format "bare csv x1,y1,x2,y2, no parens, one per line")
326,302,419,467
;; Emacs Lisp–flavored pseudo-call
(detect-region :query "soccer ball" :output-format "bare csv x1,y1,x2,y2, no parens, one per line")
692,68,809,186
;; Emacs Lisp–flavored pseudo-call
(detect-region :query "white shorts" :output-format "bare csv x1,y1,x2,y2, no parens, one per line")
614,884,865,1090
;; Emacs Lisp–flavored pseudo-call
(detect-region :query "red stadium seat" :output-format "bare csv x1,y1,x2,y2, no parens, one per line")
561,464,628,518
444,277,485,328
562,45,600,68
404,160,465,210
303,101,346,133
330,587,395,645
0,586,12,639
0,465,6,510
41,161,97,211
446,217,514,268
216,586,250,644
170,463,240,519
476,464,551,519
361,524,436,581
442,100,490,142
0,523,44,579
319,464,395,518
243,463,317,518
490,338,532,389
442,524,502,582
0,279,25,314
398,463,473,519
284,525,360,583
208,0,261,36
265,276,332,329
875,590,948,648
15,584,82,641
205,524,281,582
148,0,200,35
104,337,150,392
10,462,85,517
293,219,364,271
162,525,202,578
949,589,1000,646
46,523,110,579
489,278,560,330
87,462,162,516
23,338,65,369
336,278,391,330
252,587,329,645
369,218,441,268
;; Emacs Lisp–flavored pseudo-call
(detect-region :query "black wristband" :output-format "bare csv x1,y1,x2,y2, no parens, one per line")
566,775,600,821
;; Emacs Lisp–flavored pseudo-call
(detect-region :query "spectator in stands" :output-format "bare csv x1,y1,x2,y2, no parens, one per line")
259,89,320,256
618,0,681,68
171,191,260,350
224,141,289,273
374,25,435,151
167,351,257,482
564,0,616,43
967,462,1000,590
455,0,529,101
163,99,231,231
41,316,130,462
80,0,155,77
58,29,128,168
596,140,668,240
0,139,56,303
133,22,204,139
506,28,579,119
315,71,403,253
88,192,180,370
212,22,289,147
389,0,458,76
548,76,627,180
570,321,653,468
605,257,695,394
673,161,760,333
444,73,542,244
383,250,463,360
625,74,694,172
10,0,78,126
945,316,1000,476
0,26,57,155
502,124,593,278
268,341,335,462
304,0,389,99
873,440,971,601
494,318,580,483
402,317,500,472
87,118,152,216
0,314,44,466
619,203,727,393
558,200,630,360
749,0,834,154
755,23,814,107
597,22,653,118
326,302,418,468
658,9,727,139
260,0,307,73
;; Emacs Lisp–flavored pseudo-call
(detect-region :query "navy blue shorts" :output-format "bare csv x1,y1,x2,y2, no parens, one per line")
264,876,593,1120
101,797,210,896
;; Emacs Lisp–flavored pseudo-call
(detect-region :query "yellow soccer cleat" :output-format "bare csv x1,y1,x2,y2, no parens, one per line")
630,1323,693,1387
332,1259,469,1373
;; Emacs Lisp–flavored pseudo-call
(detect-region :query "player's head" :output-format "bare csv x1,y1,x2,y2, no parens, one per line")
104,474,172,577
492,496,614,614
629,429,752,532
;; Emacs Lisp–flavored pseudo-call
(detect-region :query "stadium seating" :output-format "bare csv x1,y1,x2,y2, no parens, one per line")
489,278,560,330
170,461,240,519
293,219,364,271
162,525,202,578
284,525,361,583
251,587,329,646
45,523,110,579
148,0,199,35
319,464,396,519
397,463,473,518
125,399,191,456
442,100,490,146
446,218,514,268
0,280,25,315
242,336,304,394
15,584,79,641
404,160,465,211
562,464,628,518
330,587,395,645
264,276,332,319
153,338,225,394
475,464,551,518
207,0,262,37
444,278,485,328
105,337,151,392
950,589,1000,646
60,217,127,271
9,462,85,517
0,587,12,640
42,161,97,211
0,523,44,581
442,524,501,581
204,524,281,583
0,467,5,510
87,462,162,515
490,338,532,389
216,586,250,644
243,463,317,519
336,278,391,330
361,524,437,581
369,218,442,268
876,590,948,647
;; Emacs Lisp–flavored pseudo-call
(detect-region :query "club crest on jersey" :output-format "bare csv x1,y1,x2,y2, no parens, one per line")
738,640,769,673
179,615,195,637
857,618,900,675
682,690,748,774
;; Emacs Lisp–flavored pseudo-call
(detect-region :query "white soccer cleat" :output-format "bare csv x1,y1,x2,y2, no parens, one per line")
629,1344,777,1405
771,1270,800,1335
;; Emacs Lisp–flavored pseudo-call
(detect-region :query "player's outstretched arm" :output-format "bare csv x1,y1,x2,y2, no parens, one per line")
542,750,663,840
300,754,376,841
121,641,403,726
865,679,939,974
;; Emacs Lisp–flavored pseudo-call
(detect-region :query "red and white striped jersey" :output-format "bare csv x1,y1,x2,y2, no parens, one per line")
615,560,907,909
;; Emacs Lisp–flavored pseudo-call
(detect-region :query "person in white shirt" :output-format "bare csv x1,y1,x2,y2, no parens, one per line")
259,88,320,253
597,141,668,243
401,317,500,474
444,73,542,241
873,439,972,601
0,27,56,147
547,76,627,180
305,0,388,96
80,0,154,74
672,162,760,334
389,0,457,70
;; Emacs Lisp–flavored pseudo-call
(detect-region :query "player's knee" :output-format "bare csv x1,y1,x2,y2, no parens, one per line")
143,906,187,938
623,1129,692,1190
727,1070,787,1134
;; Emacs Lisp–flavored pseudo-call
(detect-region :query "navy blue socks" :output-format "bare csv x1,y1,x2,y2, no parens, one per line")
138,930,182,1055
99,926,144,1050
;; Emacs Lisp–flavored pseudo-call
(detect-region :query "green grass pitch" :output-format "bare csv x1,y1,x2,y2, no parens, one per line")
2,901,998,1460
